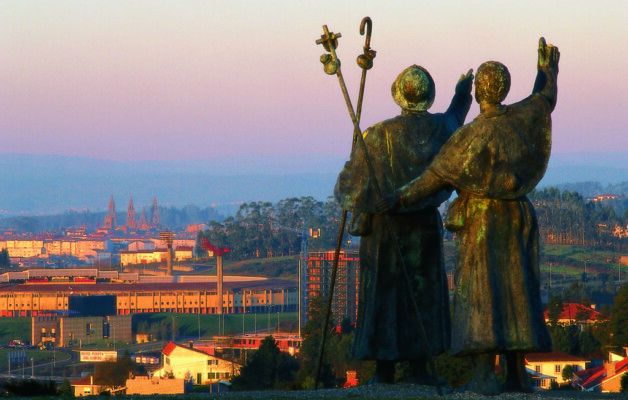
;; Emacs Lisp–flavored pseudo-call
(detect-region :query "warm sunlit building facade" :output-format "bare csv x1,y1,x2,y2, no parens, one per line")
0,275,297,318
307,250,359,326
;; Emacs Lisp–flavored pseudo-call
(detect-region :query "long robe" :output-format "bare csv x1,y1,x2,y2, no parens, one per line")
334,90,470,360
424,93,553,356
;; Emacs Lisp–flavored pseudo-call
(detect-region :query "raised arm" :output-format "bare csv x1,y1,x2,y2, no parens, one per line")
446,69,474,125
532,37,560,111
376,169,449,214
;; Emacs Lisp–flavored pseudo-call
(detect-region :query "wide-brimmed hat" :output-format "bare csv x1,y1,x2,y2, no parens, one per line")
391,65,435,111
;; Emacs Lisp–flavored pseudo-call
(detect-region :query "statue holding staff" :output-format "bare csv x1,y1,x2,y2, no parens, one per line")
335,65,473,384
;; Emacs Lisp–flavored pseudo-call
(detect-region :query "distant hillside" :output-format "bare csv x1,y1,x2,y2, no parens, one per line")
540,152,628,188
0,152,627,218
0,153,345,217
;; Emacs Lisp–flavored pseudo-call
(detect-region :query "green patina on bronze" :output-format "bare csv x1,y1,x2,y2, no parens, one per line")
334,64,473,381
390,38,560,395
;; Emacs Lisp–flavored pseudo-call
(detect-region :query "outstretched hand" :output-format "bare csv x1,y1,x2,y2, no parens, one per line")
537,37,560,73
375,192,401,214
455,69,474,95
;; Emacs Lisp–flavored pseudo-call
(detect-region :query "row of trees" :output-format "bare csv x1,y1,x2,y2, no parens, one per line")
197,197,347,260
195,189,628,261
530,187,626,249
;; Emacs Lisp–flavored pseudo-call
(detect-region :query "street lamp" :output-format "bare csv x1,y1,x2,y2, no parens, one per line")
112,324,119,351
171,316,178,342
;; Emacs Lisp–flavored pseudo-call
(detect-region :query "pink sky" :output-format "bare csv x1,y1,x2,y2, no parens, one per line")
1,1,626,161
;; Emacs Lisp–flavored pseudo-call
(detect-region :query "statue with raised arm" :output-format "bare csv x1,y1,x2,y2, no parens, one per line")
377,38,559,395
335,65,473,384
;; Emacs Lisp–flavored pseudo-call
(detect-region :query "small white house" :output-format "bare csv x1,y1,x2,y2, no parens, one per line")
155,342,240,385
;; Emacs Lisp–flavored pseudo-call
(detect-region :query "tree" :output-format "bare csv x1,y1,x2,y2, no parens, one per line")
59,379,74,397
610,283,628,348
231,335,299,390
296,294,336,389
0,248,9,267
621,372,628,393
94,352,136,388
562,364,575,383
547,295,564,330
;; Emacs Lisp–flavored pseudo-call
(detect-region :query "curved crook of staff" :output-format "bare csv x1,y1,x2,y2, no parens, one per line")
315,21,442,396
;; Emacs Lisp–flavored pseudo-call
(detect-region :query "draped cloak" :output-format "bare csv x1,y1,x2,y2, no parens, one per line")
422,93,554,356
334,90,470,360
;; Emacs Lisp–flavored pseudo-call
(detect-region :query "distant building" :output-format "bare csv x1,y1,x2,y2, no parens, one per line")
0,270,297,326
104,195,117,230
155,342,241,385
71,375,106,397
33,314,132,348
1,238,112,261
525,350,589,389
544,303,603,327
127,196,137,230
307,250,359,326
126,375,189,395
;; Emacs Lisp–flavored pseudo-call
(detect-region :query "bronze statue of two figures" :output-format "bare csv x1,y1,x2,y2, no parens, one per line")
321,18,560,396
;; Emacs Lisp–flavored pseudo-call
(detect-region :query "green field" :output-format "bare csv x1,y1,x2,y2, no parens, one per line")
134,311,299,342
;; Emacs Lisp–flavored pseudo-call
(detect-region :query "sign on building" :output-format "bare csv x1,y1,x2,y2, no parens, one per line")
80,351,118,362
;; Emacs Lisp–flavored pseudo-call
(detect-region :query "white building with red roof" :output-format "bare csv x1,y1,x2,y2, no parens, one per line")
525,350,589,389
155,341,241,385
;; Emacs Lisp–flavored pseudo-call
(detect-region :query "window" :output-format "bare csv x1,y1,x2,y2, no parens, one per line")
555,364,561,373
535,365,541,373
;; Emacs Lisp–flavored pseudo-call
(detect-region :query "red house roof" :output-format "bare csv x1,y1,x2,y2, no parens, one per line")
574,358,628,391
525,350,587,363
162,342,178,357
162,341,212,357
544,303,602,322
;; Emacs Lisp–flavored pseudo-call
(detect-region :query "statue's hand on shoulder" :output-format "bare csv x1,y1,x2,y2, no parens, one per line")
537,37,560,73
455,69,474,95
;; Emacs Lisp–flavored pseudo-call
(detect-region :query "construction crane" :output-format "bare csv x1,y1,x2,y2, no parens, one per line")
272,219,320,337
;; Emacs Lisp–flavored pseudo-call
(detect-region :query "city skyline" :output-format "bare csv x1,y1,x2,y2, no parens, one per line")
1,1,626,162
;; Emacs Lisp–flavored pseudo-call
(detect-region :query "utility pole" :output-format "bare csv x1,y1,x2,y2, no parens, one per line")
272,220,319,337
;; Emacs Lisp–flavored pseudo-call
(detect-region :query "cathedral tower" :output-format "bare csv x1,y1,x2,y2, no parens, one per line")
104,195,117,229
152,195,160,227
127,196,136,230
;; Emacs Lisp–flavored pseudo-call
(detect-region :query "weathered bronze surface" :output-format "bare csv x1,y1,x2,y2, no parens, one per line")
379,38,560,395
335,65,473,383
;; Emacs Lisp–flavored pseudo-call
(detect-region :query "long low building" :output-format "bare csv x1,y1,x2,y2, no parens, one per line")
0,278,297,317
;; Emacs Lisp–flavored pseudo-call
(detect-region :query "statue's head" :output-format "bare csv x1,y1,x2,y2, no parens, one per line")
475,61,511,104
391,65,435,112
